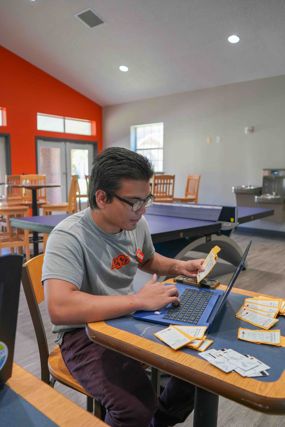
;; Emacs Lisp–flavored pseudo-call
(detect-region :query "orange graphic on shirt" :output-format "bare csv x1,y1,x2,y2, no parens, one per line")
111,254,131,270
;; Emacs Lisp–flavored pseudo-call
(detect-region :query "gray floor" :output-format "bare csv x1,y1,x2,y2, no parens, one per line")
14,231,285,426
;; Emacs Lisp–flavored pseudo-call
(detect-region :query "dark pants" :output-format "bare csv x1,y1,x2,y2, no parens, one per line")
60,329,195,427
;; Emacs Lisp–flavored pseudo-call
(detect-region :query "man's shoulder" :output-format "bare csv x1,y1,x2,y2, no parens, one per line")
138,215,149,228
134,215,150,235
53,209,89,234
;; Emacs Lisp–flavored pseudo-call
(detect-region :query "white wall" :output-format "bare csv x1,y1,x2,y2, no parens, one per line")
103,75,285,208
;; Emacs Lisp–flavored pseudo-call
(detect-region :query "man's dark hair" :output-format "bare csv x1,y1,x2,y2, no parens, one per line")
89,147,154,208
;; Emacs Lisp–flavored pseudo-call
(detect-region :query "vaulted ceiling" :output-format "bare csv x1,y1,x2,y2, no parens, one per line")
1,0,285,106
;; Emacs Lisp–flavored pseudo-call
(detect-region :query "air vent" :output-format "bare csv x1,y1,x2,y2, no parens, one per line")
76,9,104,29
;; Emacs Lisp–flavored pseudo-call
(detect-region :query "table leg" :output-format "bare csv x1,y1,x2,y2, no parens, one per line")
150,367,161,396
31,232,39,256
193,387,219,427
31,189,39,256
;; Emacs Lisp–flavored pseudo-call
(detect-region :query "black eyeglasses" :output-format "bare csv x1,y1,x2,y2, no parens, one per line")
114,194,153,212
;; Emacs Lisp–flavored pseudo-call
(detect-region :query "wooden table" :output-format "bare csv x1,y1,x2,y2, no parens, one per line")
87,286,285,427
11,184,60,255
4,364,107,426
11,184,60,216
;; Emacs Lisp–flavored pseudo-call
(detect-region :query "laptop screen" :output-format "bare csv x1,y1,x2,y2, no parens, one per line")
207,241,251,328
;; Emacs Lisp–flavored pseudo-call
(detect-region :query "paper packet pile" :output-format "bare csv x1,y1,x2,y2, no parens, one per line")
154,325,213,351
199,348,270,377
236,296,285,330
237,327,285,347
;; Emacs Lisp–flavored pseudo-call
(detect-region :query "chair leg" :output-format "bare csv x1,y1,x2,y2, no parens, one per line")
87,396,93,413
86,397,106,420
50,377,56,387
94,400,106,420
43,234,48,252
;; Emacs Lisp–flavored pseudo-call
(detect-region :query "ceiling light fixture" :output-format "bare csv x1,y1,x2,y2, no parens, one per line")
227,34,240,44
119,65,129,72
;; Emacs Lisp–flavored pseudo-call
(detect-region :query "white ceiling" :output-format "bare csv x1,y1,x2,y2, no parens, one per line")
1,0,285,107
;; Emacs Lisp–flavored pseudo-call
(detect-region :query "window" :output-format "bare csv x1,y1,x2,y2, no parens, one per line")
0,108,7,126
37,113,95,136
131,122,163,172
37,114,64,132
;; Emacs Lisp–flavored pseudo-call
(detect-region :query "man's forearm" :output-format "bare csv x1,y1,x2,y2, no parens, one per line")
46,277,179,325
140,253,183,276
46,286,141,325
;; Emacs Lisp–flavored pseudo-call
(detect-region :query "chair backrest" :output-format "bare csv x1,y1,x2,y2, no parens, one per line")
0,206,30,259
6,175,22,200
85,175,90,191
185,175,200,203
0,254,23,385
21,254,50,382
152,174,175,202
67,175,81,213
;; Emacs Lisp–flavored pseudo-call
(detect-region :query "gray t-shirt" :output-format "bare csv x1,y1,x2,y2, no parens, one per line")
42,208,155,339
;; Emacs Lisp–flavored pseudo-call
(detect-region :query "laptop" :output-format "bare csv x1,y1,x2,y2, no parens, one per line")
0,254,23,386
133,242,251,329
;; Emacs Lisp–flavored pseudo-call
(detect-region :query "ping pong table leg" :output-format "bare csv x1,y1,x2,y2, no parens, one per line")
193,387,219,427
173,235,247,268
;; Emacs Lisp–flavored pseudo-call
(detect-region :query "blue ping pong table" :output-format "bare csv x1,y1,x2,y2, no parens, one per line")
145,203,273,266
10,202,273,262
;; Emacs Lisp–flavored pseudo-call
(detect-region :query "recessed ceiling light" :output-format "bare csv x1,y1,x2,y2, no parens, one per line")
119,65,129,72
227,34,240,44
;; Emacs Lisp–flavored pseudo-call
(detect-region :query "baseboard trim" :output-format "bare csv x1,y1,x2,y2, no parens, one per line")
235,226,285,239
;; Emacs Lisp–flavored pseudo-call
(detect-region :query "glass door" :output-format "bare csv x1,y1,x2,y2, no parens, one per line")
66,142,94,197
37,140,66,203
37,139,96,203
0,135,10,199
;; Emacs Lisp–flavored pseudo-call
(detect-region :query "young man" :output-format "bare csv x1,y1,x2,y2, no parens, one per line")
43,147,204,427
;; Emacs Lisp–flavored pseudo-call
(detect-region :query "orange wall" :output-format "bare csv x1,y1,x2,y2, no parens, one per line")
0,46,102,173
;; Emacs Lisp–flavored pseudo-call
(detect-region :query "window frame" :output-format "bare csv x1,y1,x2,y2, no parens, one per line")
131,122,164,173
37,113,95,136
0,108,7,127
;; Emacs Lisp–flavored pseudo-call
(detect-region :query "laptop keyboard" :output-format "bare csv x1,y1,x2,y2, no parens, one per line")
163,288,212,324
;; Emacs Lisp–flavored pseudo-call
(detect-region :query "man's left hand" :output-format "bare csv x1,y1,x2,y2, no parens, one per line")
179,258,205,277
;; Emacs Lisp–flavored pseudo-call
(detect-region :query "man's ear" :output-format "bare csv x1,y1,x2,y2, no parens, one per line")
96,190,108,208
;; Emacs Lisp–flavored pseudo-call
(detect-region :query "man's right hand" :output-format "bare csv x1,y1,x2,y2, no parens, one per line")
134,274,179,311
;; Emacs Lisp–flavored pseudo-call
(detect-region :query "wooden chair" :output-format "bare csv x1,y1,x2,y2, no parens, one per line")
0,206,30,259
42,175,80,215
85,175,90,191
174,175,201,204
6,175,22,201
76,175,90,210
152,174,175,202
21,254,105,419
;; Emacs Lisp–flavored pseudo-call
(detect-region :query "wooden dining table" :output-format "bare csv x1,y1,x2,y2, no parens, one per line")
4,364,107,426
11,183,60,216
86,285,285,427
